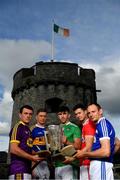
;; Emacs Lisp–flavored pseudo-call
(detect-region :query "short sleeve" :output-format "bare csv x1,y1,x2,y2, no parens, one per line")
10,124,23,143
74,126,81,139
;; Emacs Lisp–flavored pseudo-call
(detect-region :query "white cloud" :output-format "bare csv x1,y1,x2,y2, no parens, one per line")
0,39,51,91
0,39,51,134
96,58,120,114
0,91,13,134
79,57,120,138
79,56,120,113
0,39,120,137
0,122,10,135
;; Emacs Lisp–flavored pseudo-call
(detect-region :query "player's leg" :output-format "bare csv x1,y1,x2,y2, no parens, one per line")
9,173,31,180
32,161,50,179
90,160,114,180
80,165,90,180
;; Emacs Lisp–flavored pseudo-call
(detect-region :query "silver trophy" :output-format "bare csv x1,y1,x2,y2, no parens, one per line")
45,125,63,153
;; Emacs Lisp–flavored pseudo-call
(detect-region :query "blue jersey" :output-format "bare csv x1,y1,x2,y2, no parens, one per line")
92,117,115,163
31,124,47,152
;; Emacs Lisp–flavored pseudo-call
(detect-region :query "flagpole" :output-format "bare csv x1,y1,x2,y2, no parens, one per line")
51,20,54,61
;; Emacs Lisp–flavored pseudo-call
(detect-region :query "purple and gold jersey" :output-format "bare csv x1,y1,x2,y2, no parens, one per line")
31,124,47,152
9,121,33,175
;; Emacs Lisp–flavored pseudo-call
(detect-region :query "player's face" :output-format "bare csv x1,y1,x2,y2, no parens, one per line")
36,112,47,126
19,108,33,124
58,111,70,124
87,104,102,123
74,108,87,122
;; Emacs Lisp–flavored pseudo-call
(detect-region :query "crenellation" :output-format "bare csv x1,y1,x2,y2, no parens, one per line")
11,61,97,127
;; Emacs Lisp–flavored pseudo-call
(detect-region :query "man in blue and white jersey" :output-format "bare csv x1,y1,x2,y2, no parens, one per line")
75,103,115,180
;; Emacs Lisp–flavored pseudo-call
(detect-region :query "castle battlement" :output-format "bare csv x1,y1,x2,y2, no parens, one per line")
11,61,97,127
12,61,96,99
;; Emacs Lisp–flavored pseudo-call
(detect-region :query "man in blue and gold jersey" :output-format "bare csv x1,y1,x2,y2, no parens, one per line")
9,105,41,180
31,108,50,179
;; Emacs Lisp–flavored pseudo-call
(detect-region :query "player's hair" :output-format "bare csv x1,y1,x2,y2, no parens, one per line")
36,108,47,115
73,103,86,111
19,105,33,113
87,103,102,110
57,106,70,113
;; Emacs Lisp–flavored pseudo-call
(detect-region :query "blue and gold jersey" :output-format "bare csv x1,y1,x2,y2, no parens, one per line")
31,124,47,152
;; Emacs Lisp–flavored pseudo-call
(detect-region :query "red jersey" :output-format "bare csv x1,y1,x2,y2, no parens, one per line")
80,119,96,166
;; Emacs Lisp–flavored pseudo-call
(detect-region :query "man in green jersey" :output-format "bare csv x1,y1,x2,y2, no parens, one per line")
55,106,81,180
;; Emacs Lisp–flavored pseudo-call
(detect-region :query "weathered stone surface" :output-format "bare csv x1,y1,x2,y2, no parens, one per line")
11,61,97,127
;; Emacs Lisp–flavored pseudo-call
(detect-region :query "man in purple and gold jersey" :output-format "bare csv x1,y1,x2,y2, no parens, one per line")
9,105,41,180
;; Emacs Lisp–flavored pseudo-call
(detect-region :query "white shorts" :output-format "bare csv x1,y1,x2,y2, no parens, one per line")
9,173,31,180
80,165,90,180
90,160,114,180
55,165,78,180
32,160,50,179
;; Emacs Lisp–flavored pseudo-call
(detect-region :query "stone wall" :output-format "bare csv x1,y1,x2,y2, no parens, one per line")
11,61,97,127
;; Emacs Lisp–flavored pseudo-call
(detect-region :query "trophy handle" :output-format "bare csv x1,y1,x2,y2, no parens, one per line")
44,131,50,151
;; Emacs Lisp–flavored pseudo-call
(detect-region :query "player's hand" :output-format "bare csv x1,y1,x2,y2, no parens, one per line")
73,150,84,158
32,155,45,162
63,156,75,164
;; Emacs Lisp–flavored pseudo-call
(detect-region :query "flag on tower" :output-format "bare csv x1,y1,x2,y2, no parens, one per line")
53,24,70,37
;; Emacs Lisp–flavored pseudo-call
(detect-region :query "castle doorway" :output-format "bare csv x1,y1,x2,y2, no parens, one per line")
45,97,63,113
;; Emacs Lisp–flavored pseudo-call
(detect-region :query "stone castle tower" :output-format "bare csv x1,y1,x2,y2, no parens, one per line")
11,61,97,127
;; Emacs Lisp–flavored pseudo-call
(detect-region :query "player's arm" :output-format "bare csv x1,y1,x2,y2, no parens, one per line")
10,142,41,162
73,137,81,150
83,135,94,152
114,137,120,154
74,135,94,158
73,126,81,150
84,139,110,158
63,136,81,150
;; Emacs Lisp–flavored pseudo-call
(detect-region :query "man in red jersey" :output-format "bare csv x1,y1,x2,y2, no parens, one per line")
73,103,96,180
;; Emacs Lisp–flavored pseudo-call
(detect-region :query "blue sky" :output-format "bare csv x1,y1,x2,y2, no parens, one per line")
0,0,120,151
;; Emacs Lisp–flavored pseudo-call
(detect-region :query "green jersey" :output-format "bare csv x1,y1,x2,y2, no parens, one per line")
55,122,81,167
63,122,81,143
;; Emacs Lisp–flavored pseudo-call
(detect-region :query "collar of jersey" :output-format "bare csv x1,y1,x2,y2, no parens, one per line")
97,117,105,124
36,123,45,128
83,118,89,125
65,121,70,125
19,120,27,126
